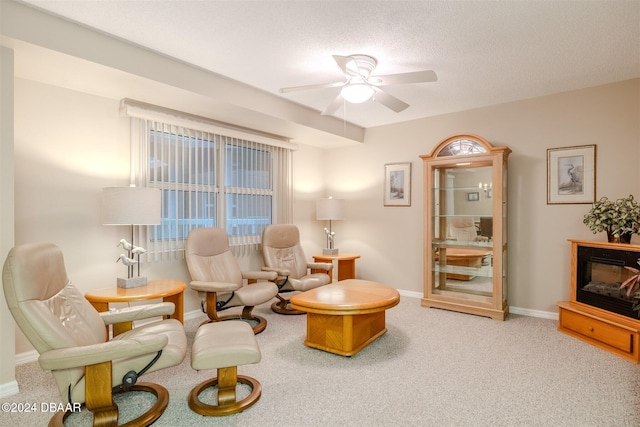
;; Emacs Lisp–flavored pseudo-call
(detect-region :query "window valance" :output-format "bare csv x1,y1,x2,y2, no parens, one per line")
119,98,298,151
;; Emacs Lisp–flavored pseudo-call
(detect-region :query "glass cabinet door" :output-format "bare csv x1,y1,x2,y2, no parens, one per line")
421,134,510,320
431,164,494,300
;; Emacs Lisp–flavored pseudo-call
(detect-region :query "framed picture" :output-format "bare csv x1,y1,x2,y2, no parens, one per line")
467,192,479,201
547,145,596,204
384,162,411,206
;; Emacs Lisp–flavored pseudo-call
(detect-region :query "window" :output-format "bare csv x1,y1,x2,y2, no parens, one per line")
225,142,273,238
124,101,294,259
149,128,217,242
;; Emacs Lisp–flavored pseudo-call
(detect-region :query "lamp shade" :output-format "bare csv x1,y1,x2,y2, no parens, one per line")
102,187,162,225
316,197,345,220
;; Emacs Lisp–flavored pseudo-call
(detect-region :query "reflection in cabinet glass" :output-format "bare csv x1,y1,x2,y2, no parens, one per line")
420,134,511,320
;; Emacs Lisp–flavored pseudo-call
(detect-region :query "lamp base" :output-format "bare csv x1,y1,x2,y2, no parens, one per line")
117,276,148,289
322,248,339,255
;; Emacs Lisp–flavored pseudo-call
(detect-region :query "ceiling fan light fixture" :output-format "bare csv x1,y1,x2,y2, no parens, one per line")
341,83,374,104
280,54,436,114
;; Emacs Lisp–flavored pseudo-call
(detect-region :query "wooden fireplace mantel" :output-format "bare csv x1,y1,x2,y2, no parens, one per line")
557,239,640,363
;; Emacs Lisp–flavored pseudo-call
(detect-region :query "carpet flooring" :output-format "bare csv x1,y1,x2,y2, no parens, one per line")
2,295,640,426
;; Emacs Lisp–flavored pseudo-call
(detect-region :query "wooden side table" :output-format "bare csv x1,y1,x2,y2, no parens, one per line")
312,253,360,282
84,279,186,336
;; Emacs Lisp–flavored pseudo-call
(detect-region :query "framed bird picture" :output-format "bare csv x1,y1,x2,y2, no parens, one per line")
547,145,596,204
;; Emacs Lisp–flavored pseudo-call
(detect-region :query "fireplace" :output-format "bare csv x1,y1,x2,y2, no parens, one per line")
576,244,639,319
557,240,640,363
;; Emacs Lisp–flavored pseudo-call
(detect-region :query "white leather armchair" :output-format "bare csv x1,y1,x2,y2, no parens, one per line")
448,216,489,242
2,242,187,427
261,224,332,314
185,227,278,334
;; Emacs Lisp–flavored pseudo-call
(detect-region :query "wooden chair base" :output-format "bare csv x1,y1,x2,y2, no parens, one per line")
271,295,305,315
49,382,169,427
188,372,262,417
203,293,268,334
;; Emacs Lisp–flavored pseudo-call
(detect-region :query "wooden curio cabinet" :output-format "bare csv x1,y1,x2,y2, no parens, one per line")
420,134,511,320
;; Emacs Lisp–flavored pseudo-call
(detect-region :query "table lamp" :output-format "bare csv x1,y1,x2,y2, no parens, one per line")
102,186,161,288
316,197,345,255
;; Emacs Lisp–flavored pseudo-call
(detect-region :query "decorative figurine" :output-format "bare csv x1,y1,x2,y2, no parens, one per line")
115,239,148,288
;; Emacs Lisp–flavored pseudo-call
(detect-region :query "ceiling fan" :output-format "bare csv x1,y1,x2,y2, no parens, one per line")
279,54,437,115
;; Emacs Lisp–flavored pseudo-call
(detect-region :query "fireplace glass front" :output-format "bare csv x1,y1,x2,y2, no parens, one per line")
577,245,640,319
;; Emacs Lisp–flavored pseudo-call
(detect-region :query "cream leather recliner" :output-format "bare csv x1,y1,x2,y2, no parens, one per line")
448,216,488,242
185,227,279,334
261,224,332,314
2,242,187,427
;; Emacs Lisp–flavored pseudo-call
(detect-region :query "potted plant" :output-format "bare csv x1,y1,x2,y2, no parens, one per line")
583,194,640,243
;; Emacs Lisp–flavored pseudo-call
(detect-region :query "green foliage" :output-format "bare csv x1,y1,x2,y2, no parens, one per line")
583,195,640,237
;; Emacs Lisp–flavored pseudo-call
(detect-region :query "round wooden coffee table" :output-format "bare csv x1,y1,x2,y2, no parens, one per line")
290,279,400,356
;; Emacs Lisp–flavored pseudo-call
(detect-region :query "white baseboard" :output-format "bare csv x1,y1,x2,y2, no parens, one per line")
509,306,558,320
16,350,40,366
183,309,204,321
0,379,19,399
15,350,38,365
398,289,423,299
398,289,558,320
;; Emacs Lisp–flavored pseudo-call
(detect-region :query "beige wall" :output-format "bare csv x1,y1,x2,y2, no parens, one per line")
323,78,640,314
7,73,640,358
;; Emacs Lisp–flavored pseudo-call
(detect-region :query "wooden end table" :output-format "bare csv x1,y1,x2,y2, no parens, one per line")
290,279,400,356
312,253,360,282
84,279,186,336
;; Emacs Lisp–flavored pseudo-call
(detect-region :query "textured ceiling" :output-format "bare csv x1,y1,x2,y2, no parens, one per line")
16,0,640,129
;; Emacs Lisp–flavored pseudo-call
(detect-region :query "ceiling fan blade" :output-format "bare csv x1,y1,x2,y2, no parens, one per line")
372,70,437,86
332,55,354,75
321,94,345,115
371,87,409,113
279,81,345,93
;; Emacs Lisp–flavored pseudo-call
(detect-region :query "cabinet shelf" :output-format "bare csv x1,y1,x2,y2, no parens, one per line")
433,264,493,278
432,240,493,249
432,214,493,219
432,186,491,191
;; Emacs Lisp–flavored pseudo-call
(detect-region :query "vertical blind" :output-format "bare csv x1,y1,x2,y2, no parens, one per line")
126,102,294,259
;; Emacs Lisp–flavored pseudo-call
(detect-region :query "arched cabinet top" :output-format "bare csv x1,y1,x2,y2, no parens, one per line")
421,134,511,160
